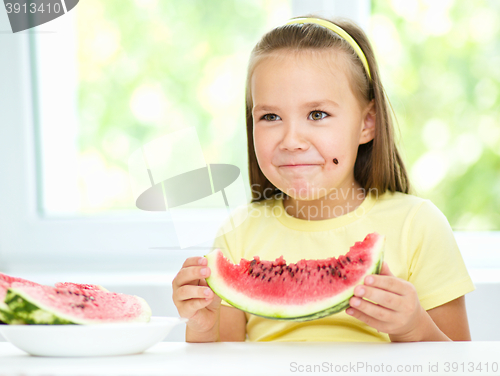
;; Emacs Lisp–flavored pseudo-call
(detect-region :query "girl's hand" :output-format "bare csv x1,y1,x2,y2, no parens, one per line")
346,261,429,342
172,256,222,334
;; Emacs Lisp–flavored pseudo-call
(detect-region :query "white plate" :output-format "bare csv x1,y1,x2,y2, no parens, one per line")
0,316,187,357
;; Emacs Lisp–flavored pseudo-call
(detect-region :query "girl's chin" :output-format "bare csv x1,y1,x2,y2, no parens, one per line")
282,187,330,201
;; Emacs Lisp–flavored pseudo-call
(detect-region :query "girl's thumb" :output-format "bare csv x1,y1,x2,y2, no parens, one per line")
379,261,394,276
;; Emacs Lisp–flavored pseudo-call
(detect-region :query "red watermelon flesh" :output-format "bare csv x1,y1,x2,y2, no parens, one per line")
206,232,385,321
0,274,105,307
54,282,108,292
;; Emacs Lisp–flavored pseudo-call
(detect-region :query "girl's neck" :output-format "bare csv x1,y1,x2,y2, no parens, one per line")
283,181,366,221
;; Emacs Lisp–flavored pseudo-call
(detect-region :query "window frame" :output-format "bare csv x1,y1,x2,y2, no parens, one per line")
1,0,497,274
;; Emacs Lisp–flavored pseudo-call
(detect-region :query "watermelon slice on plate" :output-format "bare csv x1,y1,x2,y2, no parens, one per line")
5,284,151,325
0,273,151,325
205,232,385,321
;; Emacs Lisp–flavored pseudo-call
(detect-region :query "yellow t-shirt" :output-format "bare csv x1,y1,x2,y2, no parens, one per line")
212,190,476,342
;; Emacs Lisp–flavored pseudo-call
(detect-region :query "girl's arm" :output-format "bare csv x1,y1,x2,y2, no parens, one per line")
219,305,247,341
186,303,246,342
425,296,471,341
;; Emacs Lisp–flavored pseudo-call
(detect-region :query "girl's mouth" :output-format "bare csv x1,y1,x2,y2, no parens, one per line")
280,164,320,168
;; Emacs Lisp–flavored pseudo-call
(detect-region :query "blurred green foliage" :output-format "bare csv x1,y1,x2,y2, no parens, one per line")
371,0,500,230
76,0,278,212
75,0,499,230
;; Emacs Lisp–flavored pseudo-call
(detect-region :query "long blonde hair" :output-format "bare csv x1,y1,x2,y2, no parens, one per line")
245,16,411,202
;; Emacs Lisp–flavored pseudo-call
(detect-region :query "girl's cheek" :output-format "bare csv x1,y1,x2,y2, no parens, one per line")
254,127,273,158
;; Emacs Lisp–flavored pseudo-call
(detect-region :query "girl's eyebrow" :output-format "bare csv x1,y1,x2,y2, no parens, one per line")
303,100,339,108
253,100,339,113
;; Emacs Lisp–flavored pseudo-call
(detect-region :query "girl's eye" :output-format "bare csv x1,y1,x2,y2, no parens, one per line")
262,114,281,121
309,111,328,120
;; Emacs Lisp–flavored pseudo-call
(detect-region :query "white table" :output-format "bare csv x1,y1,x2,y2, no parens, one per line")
0,341,499,376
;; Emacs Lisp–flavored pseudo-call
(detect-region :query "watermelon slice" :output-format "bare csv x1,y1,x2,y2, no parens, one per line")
4,284,151,325
0,273,151,325
0,274,111,324
205,232,385,321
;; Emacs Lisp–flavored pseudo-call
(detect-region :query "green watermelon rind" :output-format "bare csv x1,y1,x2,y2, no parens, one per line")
206,235,385,322
4,288,152,325
5,290,76,325
0,303,26,325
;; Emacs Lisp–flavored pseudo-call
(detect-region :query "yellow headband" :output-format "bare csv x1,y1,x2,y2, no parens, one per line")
284,17,372,81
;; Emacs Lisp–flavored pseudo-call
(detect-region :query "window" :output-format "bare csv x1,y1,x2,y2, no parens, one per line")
1,0,498,274
36,0,292,216
370,0,500,231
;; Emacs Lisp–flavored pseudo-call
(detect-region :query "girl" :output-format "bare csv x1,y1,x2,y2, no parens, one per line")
172,16,475,342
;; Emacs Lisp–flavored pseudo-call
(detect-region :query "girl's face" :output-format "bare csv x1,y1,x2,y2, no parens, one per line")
251,50,375,201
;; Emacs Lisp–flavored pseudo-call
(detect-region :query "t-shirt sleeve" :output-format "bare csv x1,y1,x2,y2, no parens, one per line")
406,199,476,311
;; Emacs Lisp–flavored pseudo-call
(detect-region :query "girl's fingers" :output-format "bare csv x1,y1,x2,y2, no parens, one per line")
175,285,213,301
182,256,207,268
348,296,396,324
179,297,214,318
364,274,407,295
346,306,388,333
378,261,395,277
173,265,211,288
353,285,401,311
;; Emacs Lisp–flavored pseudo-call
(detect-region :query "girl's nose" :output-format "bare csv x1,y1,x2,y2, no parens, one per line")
279,122,309,152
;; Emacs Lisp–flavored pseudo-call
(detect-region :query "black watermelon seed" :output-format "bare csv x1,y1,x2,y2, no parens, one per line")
255,273,260,278
283,278,285,282
317,266,320,271
268,277,272,282
346,257,351,262
321,265,326,269
359,258,364,264
279,269,284,275
343,275,347,280
291,272,295,278
250,259,256,266
326,270,329,276
337,271,341,278
261,274,266,280
249,268,253,274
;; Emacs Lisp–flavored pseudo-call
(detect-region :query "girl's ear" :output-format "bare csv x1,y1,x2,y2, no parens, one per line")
359,99,376,145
